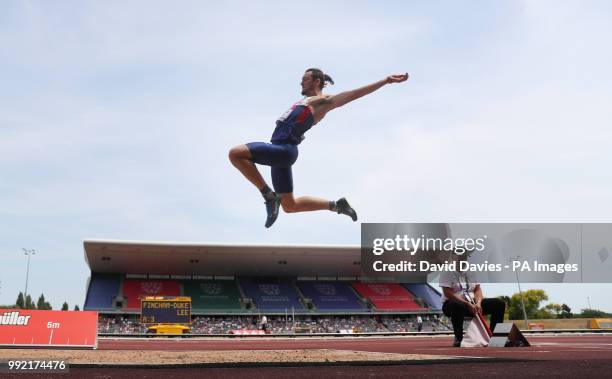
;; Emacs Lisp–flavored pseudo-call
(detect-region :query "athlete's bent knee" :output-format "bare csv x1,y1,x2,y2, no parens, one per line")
228,147,237,162
229,145,248,163
281,201,298,213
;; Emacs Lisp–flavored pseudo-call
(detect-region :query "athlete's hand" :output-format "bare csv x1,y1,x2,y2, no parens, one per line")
386,73,409,84
467,302,480,316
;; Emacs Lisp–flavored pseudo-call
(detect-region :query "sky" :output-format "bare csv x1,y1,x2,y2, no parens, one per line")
1,1,612,313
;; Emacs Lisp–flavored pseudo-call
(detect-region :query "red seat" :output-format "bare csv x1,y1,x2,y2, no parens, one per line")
352,283,426,311
122,279,181,309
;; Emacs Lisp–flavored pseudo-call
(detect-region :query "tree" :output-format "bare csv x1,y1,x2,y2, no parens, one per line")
534,303,562,319
504,290,592,320
74,305,80,311
506,289,549,319
560,304,573,319
25,295,34,310
37,294,47,310
579,308,611,318
16,292,25,309
61,302,69,311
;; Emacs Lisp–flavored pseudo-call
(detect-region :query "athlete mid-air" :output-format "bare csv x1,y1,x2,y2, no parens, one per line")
229,68,409,228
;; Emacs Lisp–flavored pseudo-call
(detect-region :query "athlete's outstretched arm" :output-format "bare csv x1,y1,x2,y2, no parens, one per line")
323,73,408,110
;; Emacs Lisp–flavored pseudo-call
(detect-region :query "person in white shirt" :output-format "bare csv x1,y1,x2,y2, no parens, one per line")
260,315,268,333
439,266,505,347
416,315,423,332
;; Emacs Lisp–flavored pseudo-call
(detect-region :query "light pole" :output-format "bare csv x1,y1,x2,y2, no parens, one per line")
587,296,592,311
23,248,35,306
510,256,528,329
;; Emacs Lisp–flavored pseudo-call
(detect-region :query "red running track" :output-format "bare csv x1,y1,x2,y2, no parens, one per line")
99,334,612,361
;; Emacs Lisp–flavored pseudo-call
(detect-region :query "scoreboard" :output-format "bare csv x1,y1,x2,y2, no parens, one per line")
140,296,191,324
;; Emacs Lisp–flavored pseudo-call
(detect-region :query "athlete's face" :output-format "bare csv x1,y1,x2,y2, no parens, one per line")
300,71,320,96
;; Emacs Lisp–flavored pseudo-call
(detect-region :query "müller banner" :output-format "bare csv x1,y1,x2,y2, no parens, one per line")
0,309,98,348
361,223,612,283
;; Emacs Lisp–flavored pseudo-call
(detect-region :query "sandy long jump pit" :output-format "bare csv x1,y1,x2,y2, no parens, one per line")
0,348,484,368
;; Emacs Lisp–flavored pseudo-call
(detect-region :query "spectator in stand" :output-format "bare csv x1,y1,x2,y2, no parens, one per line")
416,315,423,332
97,314,449,335
261,315,268,334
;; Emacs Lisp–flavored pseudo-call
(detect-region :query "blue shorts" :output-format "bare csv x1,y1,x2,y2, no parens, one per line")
246,142,299,193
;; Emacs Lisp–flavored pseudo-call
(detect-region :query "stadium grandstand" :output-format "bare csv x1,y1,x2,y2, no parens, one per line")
83,240,447,334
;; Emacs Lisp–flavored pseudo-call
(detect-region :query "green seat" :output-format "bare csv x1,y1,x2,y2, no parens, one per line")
182,281,242,312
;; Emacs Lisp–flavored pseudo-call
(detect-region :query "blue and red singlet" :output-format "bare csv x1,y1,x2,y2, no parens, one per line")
270,97,316,145
246,97,318,193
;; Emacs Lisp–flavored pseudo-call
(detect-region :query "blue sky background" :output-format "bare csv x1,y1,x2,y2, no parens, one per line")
1,1,612,313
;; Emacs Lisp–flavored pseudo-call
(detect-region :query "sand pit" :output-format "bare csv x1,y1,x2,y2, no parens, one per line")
0,348,463,366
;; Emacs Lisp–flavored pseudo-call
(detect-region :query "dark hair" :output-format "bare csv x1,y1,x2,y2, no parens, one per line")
306,68,334,90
